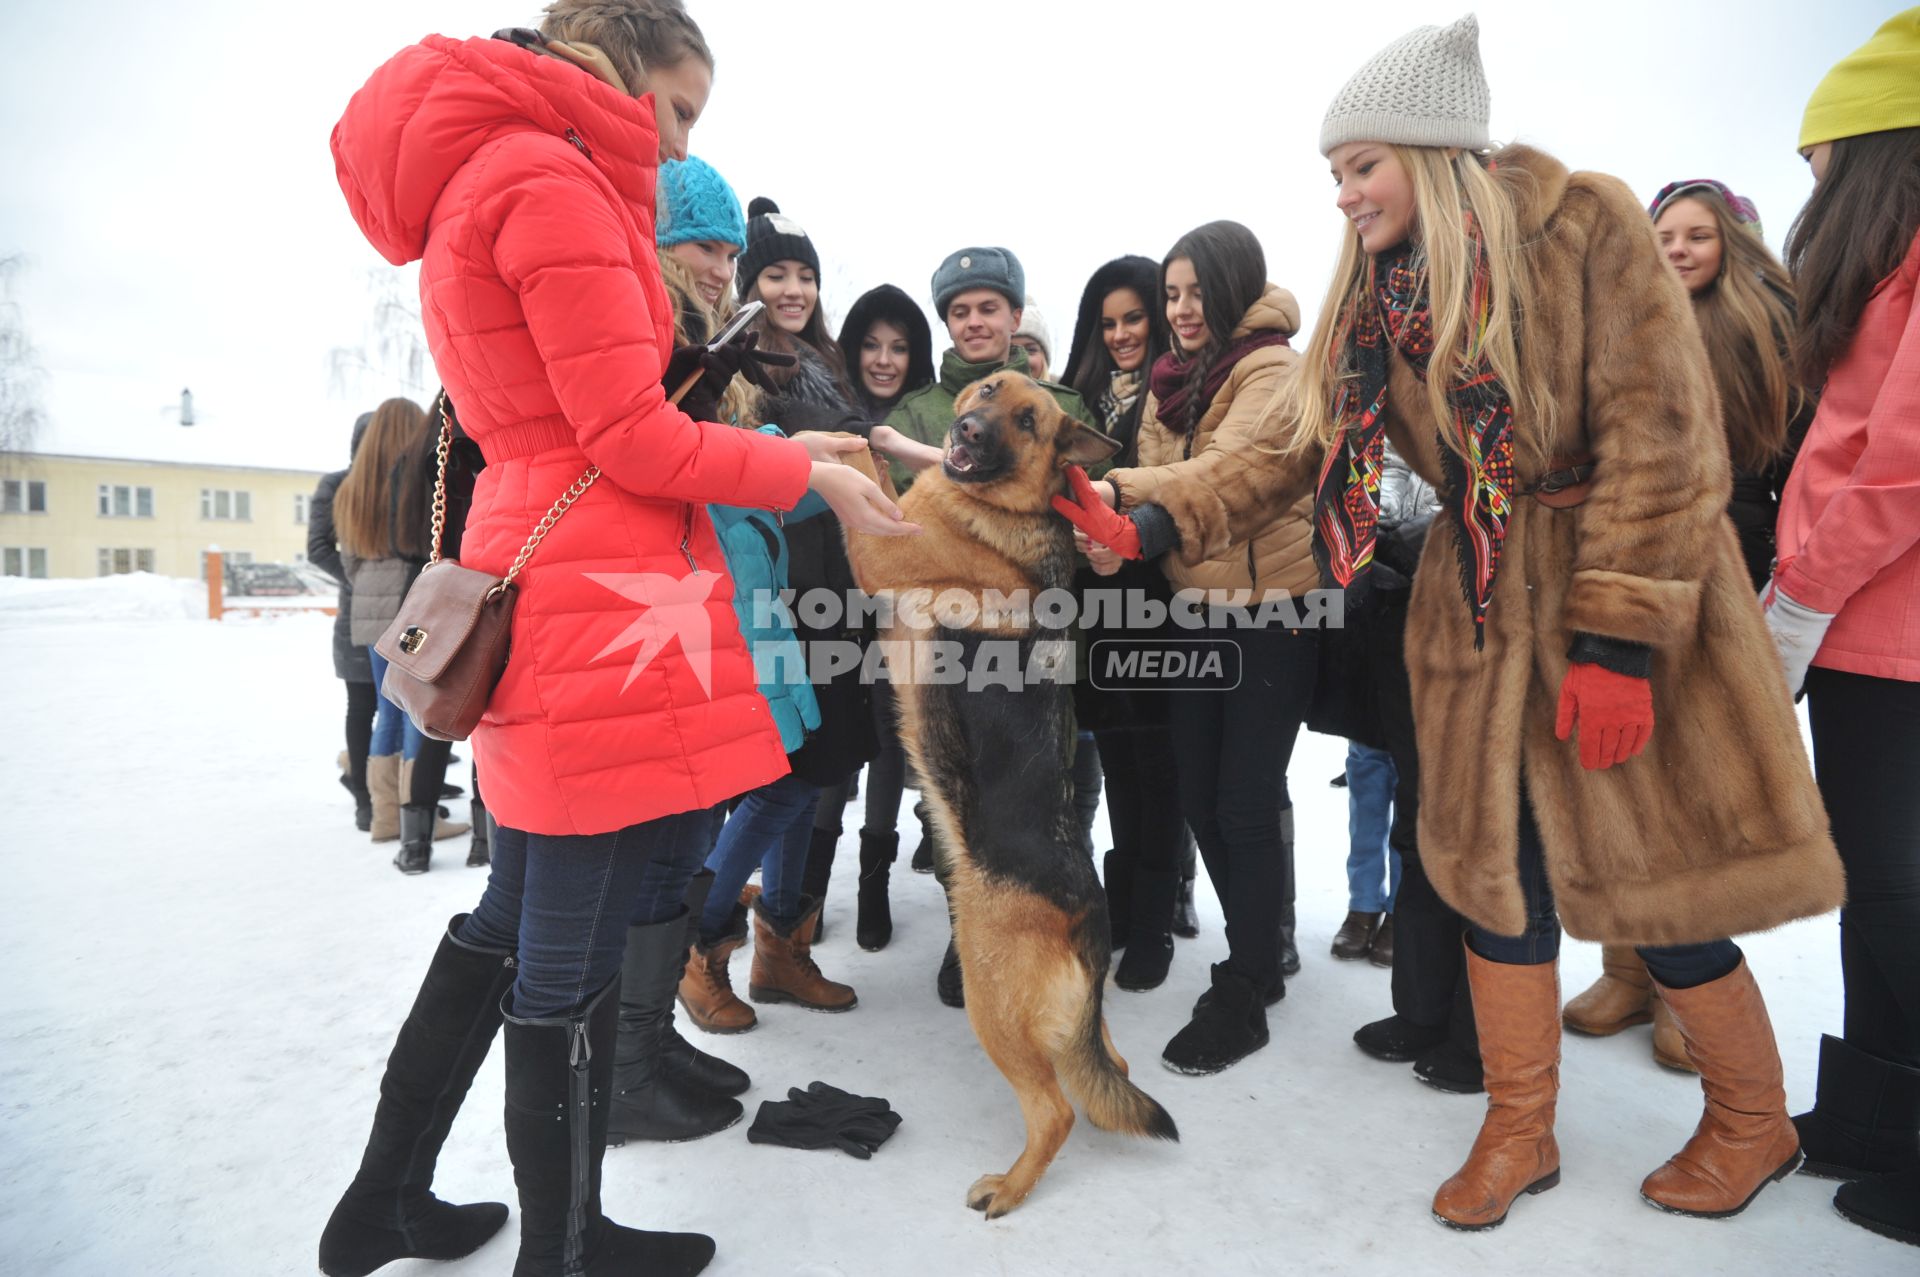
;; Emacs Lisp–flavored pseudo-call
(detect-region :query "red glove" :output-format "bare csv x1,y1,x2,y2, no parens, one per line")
1049,465,1141,560
1554,662,1654,771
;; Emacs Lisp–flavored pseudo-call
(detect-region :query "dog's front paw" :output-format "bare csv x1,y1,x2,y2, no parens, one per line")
966,1174,1006,1215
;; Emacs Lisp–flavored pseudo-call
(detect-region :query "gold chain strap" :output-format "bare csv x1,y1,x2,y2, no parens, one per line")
431,398,598,596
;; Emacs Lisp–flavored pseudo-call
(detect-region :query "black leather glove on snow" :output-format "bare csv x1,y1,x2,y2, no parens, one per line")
747,1082,903,1159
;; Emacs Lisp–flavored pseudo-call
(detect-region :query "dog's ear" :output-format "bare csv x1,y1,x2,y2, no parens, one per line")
1056,417,1123,467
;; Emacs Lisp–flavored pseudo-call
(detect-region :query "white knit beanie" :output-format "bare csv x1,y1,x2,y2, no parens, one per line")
1014,304,1052,364
1319,13,1491,156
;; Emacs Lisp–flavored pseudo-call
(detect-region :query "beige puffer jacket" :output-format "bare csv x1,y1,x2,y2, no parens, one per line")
1123,284,1318,600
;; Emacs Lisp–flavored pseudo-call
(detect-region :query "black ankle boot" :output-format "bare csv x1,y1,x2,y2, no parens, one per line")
1114,870,1178,992
910,800,938,873
1834,1167,1920,1247
1412,1036,1486,1094
606,912,743,1146
1103,850,1134,950
653,870,749,1098
1352,1013,1448,1062
1163,963,1269,1075
318,916,514,1277
1793,1034,1920,1179
937,938,965,1008
855,828,897,952
394,805,434,875
503,981,715,1277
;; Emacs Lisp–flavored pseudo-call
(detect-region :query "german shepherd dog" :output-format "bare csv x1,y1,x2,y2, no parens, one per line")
843,371,1178,1217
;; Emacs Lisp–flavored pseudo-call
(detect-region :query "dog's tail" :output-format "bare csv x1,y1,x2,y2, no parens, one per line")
1057,973,1178,1143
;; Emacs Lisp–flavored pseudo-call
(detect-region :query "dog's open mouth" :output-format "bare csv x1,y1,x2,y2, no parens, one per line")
946,443,980,474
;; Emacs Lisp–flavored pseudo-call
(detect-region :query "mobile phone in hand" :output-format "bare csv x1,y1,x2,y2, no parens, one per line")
708,300,764,350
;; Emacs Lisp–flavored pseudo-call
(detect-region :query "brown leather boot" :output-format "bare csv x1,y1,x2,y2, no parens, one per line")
1432,947,1562,1231
677,908,756,1035
1640,960,1802,1217
1561,944,1653,1036
1650,990,1696,1073
748,894,856,1012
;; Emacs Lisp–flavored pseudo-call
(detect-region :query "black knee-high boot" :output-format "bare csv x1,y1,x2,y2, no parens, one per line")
503,980,714,1277
605,909,743,1146
645,869,749,1098
318,916,514,1277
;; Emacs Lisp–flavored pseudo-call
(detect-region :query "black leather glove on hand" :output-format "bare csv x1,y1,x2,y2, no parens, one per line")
747,1082,903,1159
664,330,797,422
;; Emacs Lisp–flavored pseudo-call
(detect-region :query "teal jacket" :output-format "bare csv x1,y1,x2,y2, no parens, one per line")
882,344,1092,491
709,425,829,753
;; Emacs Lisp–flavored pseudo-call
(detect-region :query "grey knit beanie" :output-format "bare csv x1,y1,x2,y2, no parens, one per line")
1319,13,1491,156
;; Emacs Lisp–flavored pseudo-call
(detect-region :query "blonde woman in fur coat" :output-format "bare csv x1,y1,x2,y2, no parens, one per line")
1055,15,1844,1231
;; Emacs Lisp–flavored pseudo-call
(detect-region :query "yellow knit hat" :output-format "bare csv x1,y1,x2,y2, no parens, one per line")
1800,7,1920,149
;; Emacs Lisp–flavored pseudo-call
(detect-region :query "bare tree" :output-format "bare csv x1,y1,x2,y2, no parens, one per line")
327,266,431,401
0,254,47,461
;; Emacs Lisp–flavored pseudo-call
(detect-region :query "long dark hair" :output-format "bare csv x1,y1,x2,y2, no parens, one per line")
1784,128,1920,388
835,284,936,419
745,263,855,401
1062,256,1171,449
1160,221,1268,433
335,397,427,559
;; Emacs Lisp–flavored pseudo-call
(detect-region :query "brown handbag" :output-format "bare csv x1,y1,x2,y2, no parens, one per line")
374,404,598,741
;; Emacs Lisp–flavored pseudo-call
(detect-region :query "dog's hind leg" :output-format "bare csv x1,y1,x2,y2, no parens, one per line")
965,992,1075,1218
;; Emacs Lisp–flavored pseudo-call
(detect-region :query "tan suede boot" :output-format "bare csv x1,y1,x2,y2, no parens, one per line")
366,754,401,843
1640,960,1802,1217
1650,990,1697,1073
1432,948,1562,1230
677,908,756,1035
1561,944,1654,1036
748,894,856,1012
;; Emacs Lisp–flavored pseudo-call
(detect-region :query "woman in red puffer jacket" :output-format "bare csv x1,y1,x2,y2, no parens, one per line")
316,6,912,1276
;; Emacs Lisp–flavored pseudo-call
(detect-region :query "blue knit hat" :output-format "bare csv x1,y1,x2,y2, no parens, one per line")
656,157,746,250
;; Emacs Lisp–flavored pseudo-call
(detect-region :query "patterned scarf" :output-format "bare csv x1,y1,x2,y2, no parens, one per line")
1311,230,1516,648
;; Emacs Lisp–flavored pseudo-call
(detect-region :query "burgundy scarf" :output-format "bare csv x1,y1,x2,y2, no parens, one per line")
1150,330,1291,435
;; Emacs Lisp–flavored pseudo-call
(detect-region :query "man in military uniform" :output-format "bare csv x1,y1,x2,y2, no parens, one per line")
880,247,1091,492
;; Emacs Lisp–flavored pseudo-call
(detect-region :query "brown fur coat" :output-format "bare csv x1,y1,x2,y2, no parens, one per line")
1107,146,1843,946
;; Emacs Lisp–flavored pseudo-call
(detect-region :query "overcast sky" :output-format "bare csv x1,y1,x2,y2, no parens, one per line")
0,0,1884,473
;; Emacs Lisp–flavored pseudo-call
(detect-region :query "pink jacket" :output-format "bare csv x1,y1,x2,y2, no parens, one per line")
1775,229,1920,683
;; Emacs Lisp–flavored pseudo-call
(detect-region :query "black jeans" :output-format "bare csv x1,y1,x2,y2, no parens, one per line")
344,679,375,798
458,809,713,1018
1367,592,1473,1040
862,681,910,838
1169,619,1318,990
1093,724,1187,880
1808,666,1920,1067
1468,794,1742,989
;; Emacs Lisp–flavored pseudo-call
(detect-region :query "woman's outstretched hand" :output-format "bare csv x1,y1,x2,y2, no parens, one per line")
1051,465,1139,560
808,462,920,537
792,431,870,465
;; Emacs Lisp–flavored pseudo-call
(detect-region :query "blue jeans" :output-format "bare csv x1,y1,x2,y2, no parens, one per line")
1468,793,1742,989
457,809,712,1017
701,772,821,943
365,645,424,761
1345,741,1401,912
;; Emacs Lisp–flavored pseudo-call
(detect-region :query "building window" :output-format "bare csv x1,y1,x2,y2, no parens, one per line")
97,547,157,576
96,483,154,518
293,492,309,524
3,547,47,577
2,479,46,513
201,487,253,521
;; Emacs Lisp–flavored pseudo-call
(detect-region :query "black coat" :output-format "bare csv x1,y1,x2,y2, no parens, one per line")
308,468,370,684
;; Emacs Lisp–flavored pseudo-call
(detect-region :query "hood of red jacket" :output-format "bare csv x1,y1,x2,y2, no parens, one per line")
331,34,662,266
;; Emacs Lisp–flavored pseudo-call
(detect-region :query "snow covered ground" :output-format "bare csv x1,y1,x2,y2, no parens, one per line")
0,577,1906,1275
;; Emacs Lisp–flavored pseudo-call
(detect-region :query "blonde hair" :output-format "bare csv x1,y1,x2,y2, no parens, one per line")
657,250,761,427
335,398,428,559
539,0,713,93
1286,146,1555,467
1661,191,1803,472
